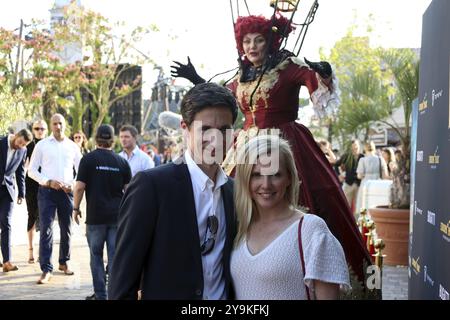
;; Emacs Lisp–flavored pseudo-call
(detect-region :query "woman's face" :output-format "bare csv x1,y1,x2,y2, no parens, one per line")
73,133,83,146
249,155,291,211
242,33,267,67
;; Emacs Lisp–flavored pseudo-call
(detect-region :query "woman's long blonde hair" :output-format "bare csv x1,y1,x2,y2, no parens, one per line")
234,135,299,246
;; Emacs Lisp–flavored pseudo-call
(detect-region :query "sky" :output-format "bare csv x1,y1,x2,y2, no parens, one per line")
0,0,433,98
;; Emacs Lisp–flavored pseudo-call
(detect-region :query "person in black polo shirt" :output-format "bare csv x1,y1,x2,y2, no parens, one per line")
72,124,131,300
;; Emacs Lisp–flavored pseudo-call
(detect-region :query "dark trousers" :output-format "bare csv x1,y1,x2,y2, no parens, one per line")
86,224,117,300
25,187,39,232
38,187,73,273
0,186,13,263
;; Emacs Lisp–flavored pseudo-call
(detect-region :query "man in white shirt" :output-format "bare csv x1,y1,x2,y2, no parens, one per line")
29,114,82,284
109,83,238,300
118,125,154,177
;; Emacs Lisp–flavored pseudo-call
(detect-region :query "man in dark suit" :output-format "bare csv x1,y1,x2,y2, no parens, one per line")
0,129,33,272
109,83,238,300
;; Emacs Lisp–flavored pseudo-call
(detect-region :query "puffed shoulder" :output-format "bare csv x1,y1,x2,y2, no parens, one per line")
302,213,330,234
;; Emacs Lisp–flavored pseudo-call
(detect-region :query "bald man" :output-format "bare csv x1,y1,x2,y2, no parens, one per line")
29,114,82,284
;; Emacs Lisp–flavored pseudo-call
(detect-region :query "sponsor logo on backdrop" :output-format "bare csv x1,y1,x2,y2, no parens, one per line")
419,93,428,113
431,89,443,107
427,210,436,226
414,201,423,216
439,284,449,300
411,256,421,275
428,146,440,169
417,150,424,162
423,265,435,287
440,220,450,242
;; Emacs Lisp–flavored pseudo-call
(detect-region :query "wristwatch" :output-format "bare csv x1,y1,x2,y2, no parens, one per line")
73,208,81,212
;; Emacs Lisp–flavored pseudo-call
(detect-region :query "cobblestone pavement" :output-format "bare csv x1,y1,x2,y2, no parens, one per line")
1,202,409,300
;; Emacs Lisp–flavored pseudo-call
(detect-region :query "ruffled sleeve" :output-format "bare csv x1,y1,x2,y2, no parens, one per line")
310,71,340,119
301,214,351,294
288,57,340,119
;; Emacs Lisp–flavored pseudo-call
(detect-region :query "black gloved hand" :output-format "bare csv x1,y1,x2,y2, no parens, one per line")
304,57,332,79
171,56,206,85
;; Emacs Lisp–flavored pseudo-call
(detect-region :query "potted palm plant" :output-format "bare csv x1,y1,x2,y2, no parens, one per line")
368,48,419,266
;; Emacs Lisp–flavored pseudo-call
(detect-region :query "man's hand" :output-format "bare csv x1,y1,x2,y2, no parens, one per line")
17,197,23,205
73,209,82,225
62,184,73,194
47,179,64,190
171,56,206,85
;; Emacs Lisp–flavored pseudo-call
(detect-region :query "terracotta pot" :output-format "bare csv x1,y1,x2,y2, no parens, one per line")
368,206,410,266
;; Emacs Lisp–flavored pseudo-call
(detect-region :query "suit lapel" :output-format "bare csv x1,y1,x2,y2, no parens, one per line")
6,148,19,172
221,179,236,297
221,181,235,243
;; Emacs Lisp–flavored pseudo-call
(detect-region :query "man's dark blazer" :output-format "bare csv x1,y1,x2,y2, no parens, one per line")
0,136,27,201
109,158,236,300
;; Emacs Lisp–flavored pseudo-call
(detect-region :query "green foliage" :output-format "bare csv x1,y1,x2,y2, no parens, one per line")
0,3,158,138
0,87,33,134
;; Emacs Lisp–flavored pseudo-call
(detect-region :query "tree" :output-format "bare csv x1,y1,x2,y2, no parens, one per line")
334,71,393,140
378,48,419,209
320,27,398,149
53,3,157,137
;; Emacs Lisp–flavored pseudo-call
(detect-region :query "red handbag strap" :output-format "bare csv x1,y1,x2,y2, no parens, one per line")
298,215,311,300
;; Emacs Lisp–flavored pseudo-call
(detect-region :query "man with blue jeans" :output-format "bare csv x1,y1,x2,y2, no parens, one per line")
29,114,82,284
73,124,131,300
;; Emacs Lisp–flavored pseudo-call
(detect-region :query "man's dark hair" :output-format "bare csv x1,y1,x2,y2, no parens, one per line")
180,82,238,127
119,125,138,138
16,128,33,142
96,139,114,148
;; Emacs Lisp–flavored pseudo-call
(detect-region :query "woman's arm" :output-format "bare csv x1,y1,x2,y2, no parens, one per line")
314,280,340,300
356,158,365,180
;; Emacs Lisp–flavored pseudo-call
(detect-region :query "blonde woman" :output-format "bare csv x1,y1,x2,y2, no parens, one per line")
231,135,350,300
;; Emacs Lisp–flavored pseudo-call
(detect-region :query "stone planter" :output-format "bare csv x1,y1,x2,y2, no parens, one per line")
368,206,410,266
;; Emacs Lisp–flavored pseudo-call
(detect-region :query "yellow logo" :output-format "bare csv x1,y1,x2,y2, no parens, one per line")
429,147,440,165
419,94,428,112
440,221,450,236
412,257,421,273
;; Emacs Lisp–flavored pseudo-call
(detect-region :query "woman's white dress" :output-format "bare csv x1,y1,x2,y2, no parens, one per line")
230,214,350,300
355,154,388,214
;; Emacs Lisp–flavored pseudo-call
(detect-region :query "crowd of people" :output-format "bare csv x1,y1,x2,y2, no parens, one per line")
0,12,399,300
0,116,160,291
318,139,403,217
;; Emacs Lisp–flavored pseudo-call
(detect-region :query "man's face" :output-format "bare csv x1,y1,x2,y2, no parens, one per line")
32,121,47,139
11,136,29,150
51,115,66,137
351,142,360,155
119,130,136,150
182,106,234,165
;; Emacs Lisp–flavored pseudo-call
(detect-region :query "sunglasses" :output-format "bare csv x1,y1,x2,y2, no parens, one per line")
33,127,46,131
74,136,82,140
200,215,218,255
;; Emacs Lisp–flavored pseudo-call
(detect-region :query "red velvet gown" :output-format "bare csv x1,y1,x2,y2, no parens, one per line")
224,57,372,285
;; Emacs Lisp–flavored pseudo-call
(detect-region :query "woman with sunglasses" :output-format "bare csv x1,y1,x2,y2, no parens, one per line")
71,130,89,156
25,119,48,264
231,135,350,299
